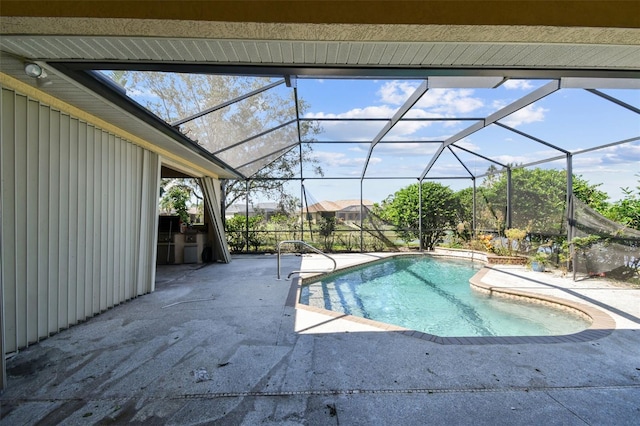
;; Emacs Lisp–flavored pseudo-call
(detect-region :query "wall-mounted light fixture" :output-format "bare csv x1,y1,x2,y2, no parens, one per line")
24,62,46,79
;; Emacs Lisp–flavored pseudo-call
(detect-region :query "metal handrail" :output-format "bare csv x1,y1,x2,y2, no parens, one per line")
277,240,337,280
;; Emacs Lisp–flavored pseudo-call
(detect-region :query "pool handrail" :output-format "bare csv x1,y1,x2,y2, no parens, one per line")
277,240,337,280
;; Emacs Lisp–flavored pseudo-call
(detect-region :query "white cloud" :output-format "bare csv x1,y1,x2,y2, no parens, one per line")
348,144,369,153
416,89,484,115
305,105,396,119
571,144,640,200
500,104,548,127
373,142,440,157
572,143,640,170
305,106,399,140
599,143,640,165
503,80,534,90
492,154,531,165
428,159,482,177
307,81,487,141
492,99,507,109
312,151,380,168
378,81,419,105
453,138,480,151
384,121,433,139
377,82,484,115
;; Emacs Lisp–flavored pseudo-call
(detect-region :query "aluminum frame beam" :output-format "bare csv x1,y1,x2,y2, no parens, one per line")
494,122,570,154
51,63,638,185
212,119,297,155
171,79,285,126
361,80,429,178
57,62,640,80
449,144,508,170
447,146,475,178
586,89,640,115
234,142,300,172
419,80,561,180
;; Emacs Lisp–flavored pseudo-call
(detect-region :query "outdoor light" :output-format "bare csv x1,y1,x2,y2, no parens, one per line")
24,62,45,78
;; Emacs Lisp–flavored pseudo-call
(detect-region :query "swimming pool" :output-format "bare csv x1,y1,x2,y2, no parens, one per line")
299,255,591,337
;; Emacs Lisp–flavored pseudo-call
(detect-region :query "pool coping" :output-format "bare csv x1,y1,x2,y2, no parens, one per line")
291,253,616,345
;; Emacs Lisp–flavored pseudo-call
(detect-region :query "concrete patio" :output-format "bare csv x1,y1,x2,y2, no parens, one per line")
1,253,639,425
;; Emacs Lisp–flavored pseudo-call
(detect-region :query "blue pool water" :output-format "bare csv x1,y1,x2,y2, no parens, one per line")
299,256,590,337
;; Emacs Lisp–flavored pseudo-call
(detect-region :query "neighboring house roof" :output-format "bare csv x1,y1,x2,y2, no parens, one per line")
254,202,278,211
305,201,342,213
226,202,279,215
226,204,253,214
334,200,374,210
305,200,374,213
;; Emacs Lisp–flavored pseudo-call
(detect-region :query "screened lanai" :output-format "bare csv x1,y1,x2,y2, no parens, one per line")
55,66,637,253
89,69,639,188
1,0,640,399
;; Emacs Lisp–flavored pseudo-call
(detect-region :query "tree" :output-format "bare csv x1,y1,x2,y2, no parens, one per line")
477,167,611,236
159,183,190,223
318,215,336,252
573,176,610,214
605,176,640,230
377,182,459,250
479,167,566,235
111,71,322,211
159,178,205,223
454,186,474,224
225,215,265,252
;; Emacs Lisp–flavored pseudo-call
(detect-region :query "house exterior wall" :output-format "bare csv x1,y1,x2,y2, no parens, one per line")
0,84,160,355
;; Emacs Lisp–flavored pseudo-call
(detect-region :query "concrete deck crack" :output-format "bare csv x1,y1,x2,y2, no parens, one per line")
4,383,639,403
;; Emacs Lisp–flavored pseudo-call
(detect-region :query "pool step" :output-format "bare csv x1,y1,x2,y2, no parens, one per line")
311,282,366,318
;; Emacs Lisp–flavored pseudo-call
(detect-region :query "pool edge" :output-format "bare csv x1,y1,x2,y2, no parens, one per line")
292,252,616,345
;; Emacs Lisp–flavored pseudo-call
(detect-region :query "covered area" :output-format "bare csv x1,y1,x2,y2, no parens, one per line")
1,1,639,419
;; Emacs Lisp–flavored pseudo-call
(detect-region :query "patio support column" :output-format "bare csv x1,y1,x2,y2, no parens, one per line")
245,180,250,252
419,179,423,252
300,181,304,242
506,167,512,231
472,177,477,238
566,154,576,279
360,179,364,253
299,144,304,242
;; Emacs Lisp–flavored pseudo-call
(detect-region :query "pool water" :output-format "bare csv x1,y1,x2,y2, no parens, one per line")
299,256,590,337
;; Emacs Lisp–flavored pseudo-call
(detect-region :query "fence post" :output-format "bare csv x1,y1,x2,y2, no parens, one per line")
360,179,364,252
245,180,250,252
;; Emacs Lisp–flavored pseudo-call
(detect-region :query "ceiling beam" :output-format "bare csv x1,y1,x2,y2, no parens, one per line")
585,89,640,115
419,80,561,179
52,62,640,80
172,79,285,127
361,80,428,178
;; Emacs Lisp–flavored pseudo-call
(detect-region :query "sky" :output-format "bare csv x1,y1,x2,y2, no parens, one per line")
115,72,640,205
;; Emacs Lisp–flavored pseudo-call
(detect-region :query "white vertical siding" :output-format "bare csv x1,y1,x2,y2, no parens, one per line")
1,86,160,353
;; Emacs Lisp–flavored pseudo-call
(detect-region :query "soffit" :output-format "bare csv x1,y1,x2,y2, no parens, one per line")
2,34,639,70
